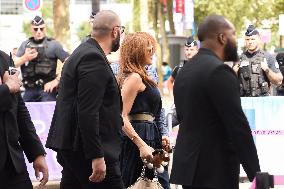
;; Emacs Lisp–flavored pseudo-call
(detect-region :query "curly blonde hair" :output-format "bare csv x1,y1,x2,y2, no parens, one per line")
118,31,157,88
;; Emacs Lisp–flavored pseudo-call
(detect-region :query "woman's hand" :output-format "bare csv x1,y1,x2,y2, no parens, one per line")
139,145,154,163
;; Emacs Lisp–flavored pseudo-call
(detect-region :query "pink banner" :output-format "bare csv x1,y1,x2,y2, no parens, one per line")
175,0,184,14
250,175,284,189
24,102,61,181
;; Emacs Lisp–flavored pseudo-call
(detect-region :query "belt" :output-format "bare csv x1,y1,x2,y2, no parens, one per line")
128,113,155,122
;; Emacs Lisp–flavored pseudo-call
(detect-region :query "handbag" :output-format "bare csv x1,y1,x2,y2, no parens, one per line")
127,166,164,189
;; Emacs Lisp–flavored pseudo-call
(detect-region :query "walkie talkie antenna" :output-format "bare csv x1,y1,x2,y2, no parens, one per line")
8,52,17,75
9,52,15,67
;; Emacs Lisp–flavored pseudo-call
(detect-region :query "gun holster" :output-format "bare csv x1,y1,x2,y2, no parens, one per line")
256,172,274,189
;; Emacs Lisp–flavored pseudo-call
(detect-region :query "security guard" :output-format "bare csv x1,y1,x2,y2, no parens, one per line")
14,16,69,102
234,25,283,97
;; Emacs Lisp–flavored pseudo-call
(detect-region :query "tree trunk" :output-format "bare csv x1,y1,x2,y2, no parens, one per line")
159,0,169,64
140,0,148,31
152,0,163,90
91,0,100,15
167,0,175,34
53,0,70,51
152,0,159,40
132,0,141,32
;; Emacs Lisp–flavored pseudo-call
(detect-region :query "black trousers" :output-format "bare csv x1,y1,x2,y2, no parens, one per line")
57,150,125,189
0,156,32,189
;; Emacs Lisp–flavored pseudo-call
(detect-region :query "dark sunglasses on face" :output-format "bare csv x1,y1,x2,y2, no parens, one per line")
33,27,45,32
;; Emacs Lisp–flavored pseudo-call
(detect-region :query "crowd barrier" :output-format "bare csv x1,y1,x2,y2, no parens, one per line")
25,97,284,181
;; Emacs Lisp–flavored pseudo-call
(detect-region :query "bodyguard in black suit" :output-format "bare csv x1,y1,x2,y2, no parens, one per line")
0,50,48,189
46,10,124,189
170,15,260,189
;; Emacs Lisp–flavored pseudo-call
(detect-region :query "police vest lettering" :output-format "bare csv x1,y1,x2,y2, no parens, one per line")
239,50,270,97
21,37,57,88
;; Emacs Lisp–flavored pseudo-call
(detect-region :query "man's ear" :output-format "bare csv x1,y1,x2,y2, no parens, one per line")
217,33,226,45
112,28,118,38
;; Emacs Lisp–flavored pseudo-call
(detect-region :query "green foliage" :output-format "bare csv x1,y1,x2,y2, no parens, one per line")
194,0,251,36
77,21,92,41
195,0,283,34
194,0,284,48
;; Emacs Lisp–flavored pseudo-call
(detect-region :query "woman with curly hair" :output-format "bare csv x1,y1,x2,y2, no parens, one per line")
118,32,170,189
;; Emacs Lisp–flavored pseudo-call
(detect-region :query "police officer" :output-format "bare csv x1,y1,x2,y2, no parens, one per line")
14,16,69,102
276,52,284,95
234,25,283,97
167,36,199,94
166,36,199,127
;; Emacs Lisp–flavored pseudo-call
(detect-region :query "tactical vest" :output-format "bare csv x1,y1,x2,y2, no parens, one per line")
238,50,269,97
21,37,57,88
277,58,284,93
173,60,188,79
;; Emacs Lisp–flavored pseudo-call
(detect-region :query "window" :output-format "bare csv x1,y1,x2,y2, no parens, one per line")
0,0,23,14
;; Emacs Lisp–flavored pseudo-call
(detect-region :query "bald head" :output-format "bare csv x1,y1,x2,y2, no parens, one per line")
92,10,121,38
198,15,233,42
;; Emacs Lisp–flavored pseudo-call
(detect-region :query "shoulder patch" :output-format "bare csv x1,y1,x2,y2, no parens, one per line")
240,60,249,67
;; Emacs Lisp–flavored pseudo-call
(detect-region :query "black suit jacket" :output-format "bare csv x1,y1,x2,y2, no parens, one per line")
0,50,45,173
46,38,123,164
170,48,260,188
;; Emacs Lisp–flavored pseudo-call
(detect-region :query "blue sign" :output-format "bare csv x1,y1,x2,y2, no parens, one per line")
24,0,41,11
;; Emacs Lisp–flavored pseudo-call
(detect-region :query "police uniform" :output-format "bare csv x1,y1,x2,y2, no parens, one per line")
238,25,281,97
171,36,198,80
16,16,69,102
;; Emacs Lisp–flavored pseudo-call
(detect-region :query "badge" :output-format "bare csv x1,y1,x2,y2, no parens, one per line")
240,60,249,67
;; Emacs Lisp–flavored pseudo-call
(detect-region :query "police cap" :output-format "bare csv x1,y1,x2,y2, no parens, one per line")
185,36,198,47
31,16,45,26
245,25,259,36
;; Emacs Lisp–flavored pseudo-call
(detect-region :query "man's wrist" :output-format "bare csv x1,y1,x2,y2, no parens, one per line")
264,68,270,74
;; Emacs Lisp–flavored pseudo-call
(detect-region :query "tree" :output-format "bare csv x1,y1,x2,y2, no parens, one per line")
53,0,70,51
194,0,283,38
194,0,252,36
166,0,175,34
148,0,170,87
194,0,284,50
132,0,141,31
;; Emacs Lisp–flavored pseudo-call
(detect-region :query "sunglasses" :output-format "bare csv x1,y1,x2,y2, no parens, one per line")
33,27,45,32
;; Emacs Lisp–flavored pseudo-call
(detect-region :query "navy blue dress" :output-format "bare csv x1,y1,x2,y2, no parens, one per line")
120,84,170,189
